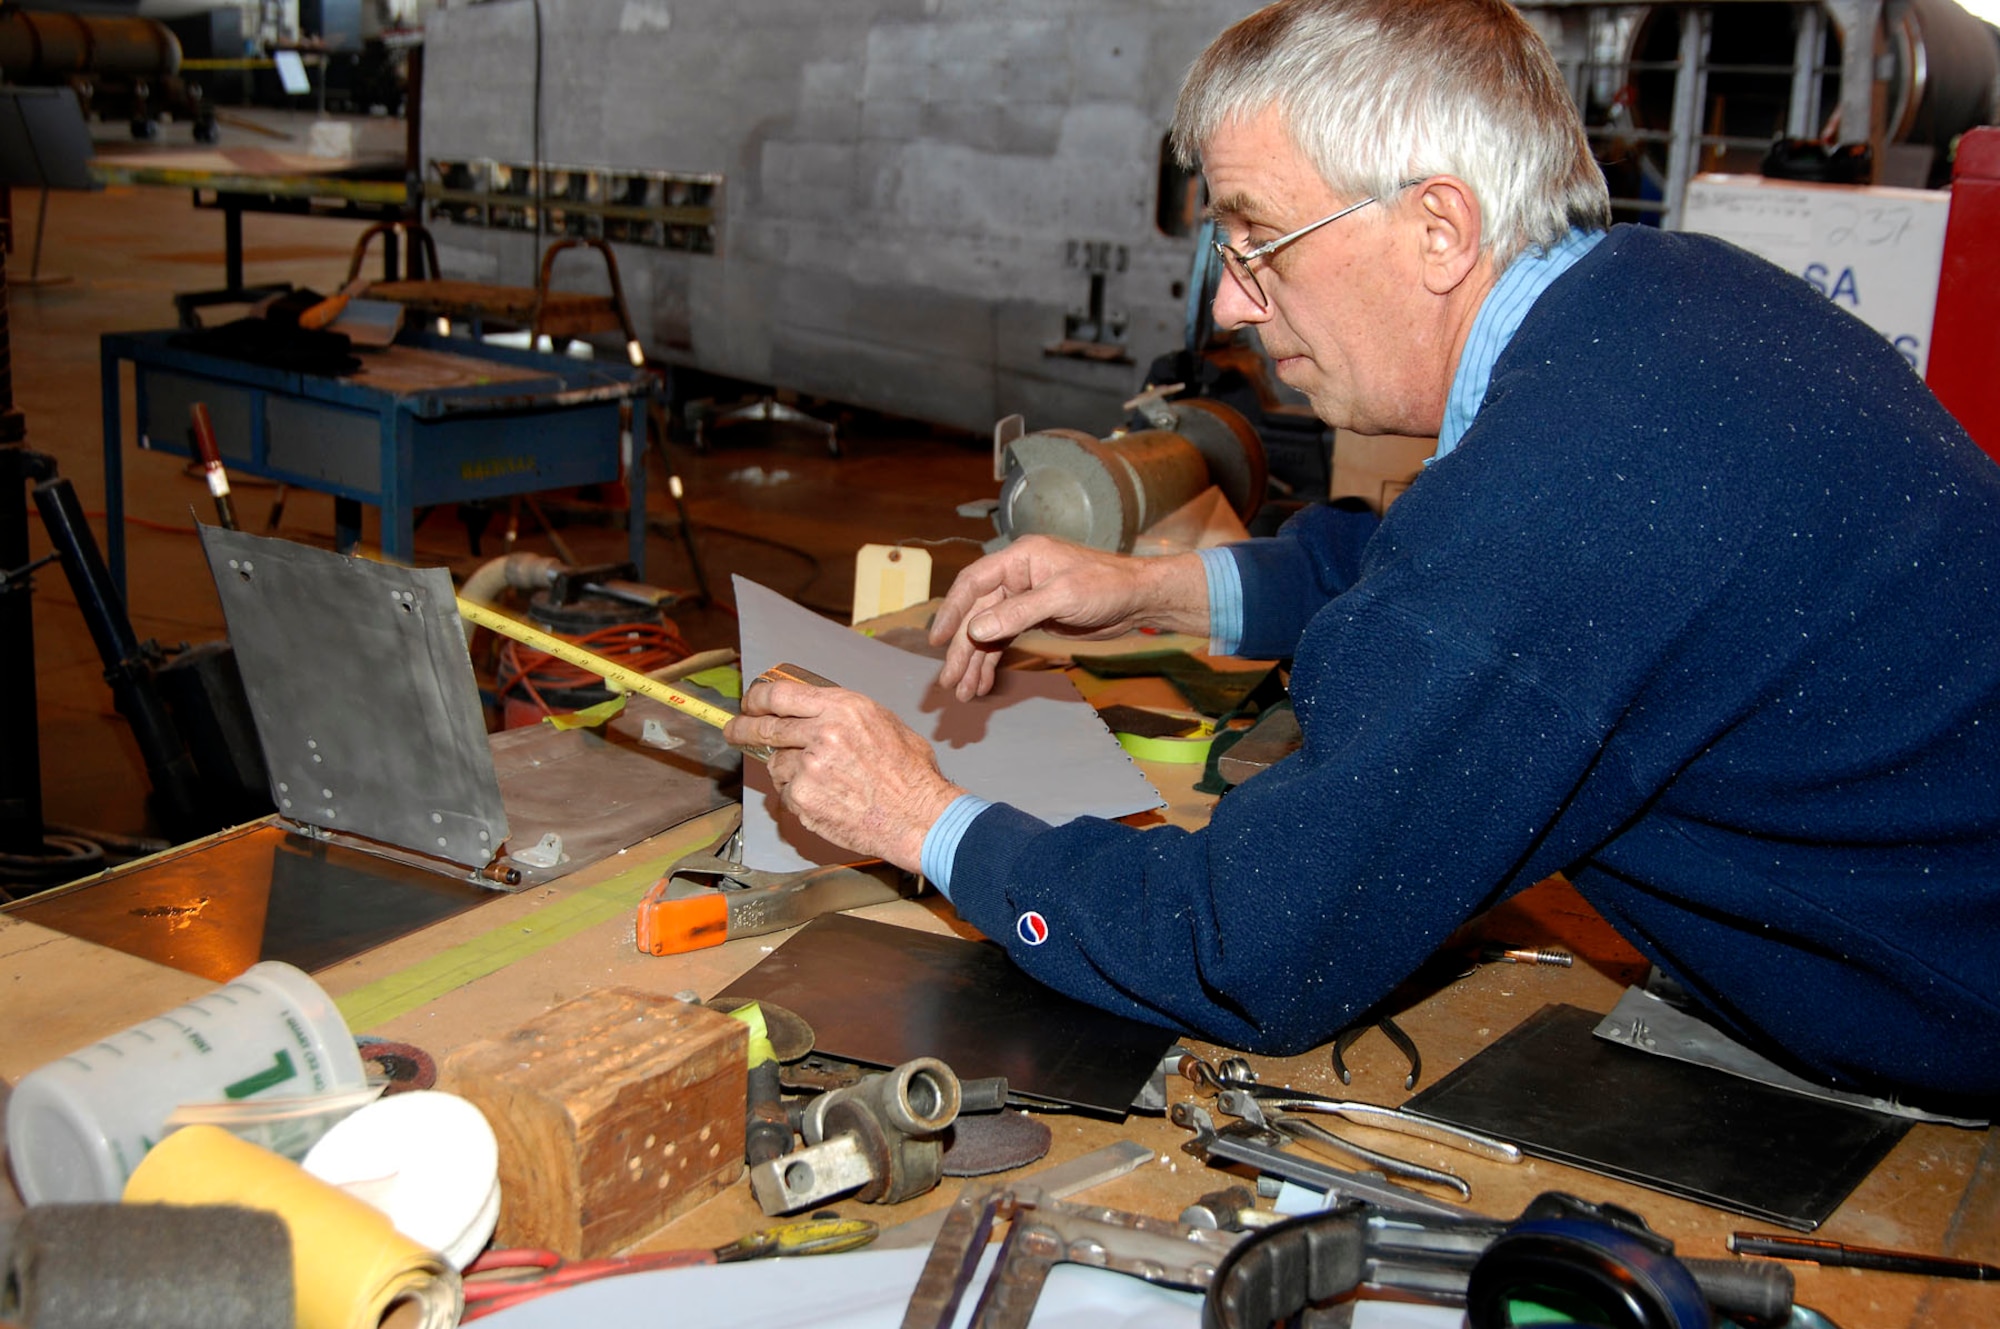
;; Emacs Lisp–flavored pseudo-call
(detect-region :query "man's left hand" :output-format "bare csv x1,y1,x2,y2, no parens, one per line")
724,678,964,872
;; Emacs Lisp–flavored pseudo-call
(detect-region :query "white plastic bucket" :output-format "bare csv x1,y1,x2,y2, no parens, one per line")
5,960,366,1203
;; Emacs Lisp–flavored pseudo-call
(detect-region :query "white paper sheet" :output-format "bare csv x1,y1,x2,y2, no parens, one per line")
483,1243,1201,1328
478,1232,1460,1328
734,577,1163,873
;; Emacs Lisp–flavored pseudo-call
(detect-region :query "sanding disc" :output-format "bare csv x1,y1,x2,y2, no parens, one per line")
941,1111,1053,1177
357,1039,437,1094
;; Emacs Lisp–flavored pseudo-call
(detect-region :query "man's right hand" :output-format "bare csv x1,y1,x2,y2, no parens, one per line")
927,535,1211,699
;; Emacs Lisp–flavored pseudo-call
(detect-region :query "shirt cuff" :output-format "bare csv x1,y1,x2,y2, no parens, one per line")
920,793,993,901
1200,546,1245,657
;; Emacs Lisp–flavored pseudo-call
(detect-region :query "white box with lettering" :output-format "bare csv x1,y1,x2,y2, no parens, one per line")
1681,173,1951,375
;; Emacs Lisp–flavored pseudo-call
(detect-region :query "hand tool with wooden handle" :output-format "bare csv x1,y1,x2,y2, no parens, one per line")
298,277,369,331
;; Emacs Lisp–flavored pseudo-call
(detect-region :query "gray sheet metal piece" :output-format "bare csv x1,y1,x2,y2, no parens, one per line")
488,694,739,887
1593,987,1988,1129
199,526,508,871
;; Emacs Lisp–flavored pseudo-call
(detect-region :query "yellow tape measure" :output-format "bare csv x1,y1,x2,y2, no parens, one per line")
454,596,738,731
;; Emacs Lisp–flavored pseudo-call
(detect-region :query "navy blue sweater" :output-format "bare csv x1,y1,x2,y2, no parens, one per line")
946,226,2000,1106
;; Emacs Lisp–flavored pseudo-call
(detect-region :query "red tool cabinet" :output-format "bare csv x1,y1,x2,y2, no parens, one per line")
1928,126,2000,465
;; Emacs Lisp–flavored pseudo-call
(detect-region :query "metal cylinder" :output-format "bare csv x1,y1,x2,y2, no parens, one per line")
868,1057,961,1137
815,1057,962,1206
0,11,182,80
995,397,1265,553
997,426,1217,552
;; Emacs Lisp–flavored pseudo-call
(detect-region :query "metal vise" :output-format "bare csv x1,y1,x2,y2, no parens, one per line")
902,1183,1246,1329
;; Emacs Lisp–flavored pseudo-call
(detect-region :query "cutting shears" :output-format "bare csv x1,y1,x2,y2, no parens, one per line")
460,1215,878,1319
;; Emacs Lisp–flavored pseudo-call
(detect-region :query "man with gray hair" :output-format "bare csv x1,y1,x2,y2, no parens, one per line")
728,0,2000,1109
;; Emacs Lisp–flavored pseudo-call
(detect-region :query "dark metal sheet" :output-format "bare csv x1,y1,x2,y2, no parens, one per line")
6,822,494,983
1403,1003,1910,1230
714,913,1178,1117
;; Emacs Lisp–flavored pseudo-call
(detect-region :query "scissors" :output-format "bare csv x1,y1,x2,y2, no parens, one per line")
460,1215,879,1319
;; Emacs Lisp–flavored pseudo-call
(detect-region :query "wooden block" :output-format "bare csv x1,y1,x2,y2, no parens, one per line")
439,987,747,1258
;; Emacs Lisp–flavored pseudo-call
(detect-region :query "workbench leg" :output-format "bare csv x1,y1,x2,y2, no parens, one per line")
100,341,126,601
380,415,415,565
224,205,245,295
628,395,648,579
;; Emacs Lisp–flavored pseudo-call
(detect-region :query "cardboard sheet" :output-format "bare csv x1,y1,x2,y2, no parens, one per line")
733,577,1162,872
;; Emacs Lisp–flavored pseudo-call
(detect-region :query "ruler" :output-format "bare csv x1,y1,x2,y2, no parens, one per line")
455,595,737,730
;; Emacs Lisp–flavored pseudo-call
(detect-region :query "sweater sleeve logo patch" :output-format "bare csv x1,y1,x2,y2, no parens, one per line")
1015,911,1050,946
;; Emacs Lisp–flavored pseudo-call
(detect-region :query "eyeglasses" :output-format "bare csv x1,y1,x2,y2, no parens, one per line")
1211,179,1422,310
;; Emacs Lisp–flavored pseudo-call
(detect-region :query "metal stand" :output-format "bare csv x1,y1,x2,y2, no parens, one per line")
12,186,71,288
0,205,62,882
0,442,53,864
0,89,97,290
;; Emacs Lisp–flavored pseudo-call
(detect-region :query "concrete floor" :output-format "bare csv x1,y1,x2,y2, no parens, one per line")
7,116,1001,854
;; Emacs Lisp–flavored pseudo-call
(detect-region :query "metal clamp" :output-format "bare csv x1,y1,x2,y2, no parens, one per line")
635,812,918,955
901,1184,1244,1329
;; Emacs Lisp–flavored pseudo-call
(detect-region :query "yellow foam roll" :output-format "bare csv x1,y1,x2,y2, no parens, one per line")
124,1125,463,1329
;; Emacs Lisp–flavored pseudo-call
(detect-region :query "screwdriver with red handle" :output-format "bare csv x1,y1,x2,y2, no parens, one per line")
460,1215,878,1319
188,402,237,530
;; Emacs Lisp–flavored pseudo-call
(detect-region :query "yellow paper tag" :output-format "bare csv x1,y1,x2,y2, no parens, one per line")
686,665,743,699
546,696,627,730
852,545,933,624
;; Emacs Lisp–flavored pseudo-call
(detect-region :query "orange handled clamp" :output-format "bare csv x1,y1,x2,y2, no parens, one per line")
632,661,918,954
636,822,919,956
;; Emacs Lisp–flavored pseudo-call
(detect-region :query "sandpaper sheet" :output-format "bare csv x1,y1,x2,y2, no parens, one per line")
714,913,1178,1116
733,577,1161,872
1403,1003,1910,1230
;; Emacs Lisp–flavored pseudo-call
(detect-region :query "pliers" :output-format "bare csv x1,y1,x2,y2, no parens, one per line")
1332,1015,1422,1090
1176,1052,1519,1198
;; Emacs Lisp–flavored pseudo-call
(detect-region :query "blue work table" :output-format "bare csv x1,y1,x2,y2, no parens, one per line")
99,329,654,598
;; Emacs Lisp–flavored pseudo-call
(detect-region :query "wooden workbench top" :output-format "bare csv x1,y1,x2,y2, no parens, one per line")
3,633,1995,1325
7,804,1994,1325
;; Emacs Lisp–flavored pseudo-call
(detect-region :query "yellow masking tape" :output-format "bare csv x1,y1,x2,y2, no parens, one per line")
126,1125,460,1329
729,1001,778,1068
333,813,731,1032
1115,729,1217,765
